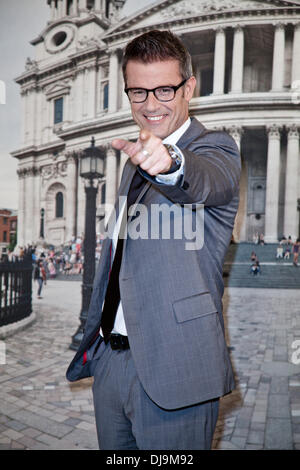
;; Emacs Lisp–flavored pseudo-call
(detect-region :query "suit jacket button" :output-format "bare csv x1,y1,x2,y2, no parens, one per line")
182,181,189,190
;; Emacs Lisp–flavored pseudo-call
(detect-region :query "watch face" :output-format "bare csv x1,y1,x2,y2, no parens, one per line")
45,24,75,54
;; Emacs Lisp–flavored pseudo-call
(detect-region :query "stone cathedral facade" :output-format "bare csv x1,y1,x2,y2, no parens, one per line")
12,0,300,248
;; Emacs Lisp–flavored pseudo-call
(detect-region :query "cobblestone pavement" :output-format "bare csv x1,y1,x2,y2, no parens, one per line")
0,280,299,450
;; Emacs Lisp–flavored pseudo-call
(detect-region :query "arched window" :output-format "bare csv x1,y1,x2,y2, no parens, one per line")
56,192,64,218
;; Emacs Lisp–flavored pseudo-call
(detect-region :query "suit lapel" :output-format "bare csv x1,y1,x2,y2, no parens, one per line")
176,117,206,150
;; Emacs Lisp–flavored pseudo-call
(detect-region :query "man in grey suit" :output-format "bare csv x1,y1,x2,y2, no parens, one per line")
67,29,241,450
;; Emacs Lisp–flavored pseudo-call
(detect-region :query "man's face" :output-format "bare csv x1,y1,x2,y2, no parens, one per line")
125,59,196,140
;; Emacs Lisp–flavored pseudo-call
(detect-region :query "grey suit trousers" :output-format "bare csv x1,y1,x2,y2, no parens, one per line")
92,340,219,450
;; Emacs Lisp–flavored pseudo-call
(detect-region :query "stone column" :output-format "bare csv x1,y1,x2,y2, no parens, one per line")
119,151,128,185
283,125,300,239
95,0,101,11
194,64,201,97
24,168,35,244
41,92,48,144
272,23,285,91
108,49,119,113
231,25,244,94
62,0,67,16
20,90,27,146
23,90,30,145
82,68,88,118
50,0,56,20
27,88,36,147
57,0,63,18
33,169,41,242
47,98,53,141
105,147,118,219
17,171,25,247
120,54,129,110
264,125,282,242
87,65,97,119
228,126,246,241
213,27,226,95
75,69,84,121
66,154,78,241
35,87,43,146
73,0,79,15
121,84,129,110
291,23,300,86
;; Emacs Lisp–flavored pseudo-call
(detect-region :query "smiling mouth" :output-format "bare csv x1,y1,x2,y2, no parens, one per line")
144,114,167,122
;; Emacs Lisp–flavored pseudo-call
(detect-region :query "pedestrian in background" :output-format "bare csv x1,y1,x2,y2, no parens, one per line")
34,260,44,299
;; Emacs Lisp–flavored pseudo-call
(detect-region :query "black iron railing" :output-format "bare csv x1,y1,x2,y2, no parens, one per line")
0,255,33,328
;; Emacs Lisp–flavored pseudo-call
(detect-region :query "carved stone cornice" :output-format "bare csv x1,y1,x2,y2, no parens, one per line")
40,161,68,183
17,166,40,179
76,34,106,51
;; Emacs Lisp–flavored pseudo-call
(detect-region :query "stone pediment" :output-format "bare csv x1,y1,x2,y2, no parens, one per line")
109,0,300,35
44,80,71,99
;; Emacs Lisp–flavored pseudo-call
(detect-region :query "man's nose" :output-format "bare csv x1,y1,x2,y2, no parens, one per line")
144,91,160,111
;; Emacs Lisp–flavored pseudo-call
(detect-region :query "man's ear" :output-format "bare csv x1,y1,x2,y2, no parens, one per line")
184,76,196,102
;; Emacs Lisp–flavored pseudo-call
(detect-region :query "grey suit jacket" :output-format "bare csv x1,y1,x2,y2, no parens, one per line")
66,117,241,410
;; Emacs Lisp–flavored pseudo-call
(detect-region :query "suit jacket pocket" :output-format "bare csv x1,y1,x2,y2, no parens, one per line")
172,292,217,323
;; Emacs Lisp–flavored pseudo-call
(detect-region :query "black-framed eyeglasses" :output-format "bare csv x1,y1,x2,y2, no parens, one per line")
125,78,188,103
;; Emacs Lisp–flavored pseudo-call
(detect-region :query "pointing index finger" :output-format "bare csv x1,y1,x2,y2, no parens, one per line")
139,129,152,142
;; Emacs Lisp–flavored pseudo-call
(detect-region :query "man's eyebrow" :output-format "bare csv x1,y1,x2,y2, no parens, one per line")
127,83,176,89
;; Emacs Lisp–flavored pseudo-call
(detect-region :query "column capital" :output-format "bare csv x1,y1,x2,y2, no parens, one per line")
227,125,244,139
107,47,122,57
293,21,300,31
273,22,286,30
106,145,117,156
233,23,245,32
65,151,79,164
17,166,40,178
266,124,283,138
286,124,300,139
214,25,226,34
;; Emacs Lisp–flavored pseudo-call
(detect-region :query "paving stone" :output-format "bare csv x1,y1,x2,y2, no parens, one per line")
11,440,26,449
10,409,73,438
6,419,27,432
270,376,289,394
265,418,293,450
230,436,247,449
267,394,291,419
22,427,42,438
247,430,265,445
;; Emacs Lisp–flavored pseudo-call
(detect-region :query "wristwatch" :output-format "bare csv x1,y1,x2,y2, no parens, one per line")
164,144,182,173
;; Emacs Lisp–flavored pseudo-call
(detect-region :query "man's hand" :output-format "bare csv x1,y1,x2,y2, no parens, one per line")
112,129,172,176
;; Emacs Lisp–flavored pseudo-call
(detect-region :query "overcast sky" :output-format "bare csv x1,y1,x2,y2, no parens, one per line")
0,0,153,210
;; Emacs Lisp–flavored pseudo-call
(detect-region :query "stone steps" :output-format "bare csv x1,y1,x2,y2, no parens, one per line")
223,243,300,288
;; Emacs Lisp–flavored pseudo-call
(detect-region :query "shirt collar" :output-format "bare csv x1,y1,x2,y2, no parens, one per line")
163,118,191,146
